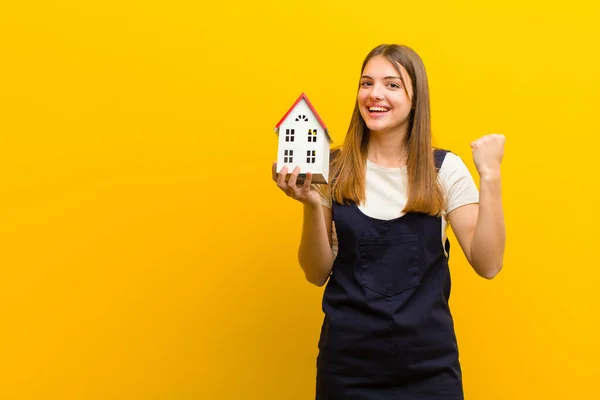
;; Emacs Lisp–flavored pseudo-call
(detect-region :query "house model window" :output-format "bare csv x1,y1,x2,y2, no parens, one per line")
285,129,295,142
274,93,333,184
284,150,294,163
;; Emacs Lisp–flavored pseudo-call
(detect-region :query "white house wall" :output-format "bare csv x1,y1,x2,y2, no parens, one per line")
320,135,330,183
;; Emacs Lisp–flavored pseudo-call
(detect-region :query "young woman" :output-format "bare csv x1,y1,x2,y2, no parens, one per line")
272,44,505,399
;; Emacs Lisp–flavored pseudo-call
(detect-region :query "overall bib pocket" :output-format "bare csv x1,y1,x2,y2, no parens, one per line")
355,234,421,296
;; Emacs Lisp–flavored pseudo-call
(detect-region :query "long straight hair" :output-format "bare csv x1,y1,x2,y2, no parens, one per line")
329,44,445,216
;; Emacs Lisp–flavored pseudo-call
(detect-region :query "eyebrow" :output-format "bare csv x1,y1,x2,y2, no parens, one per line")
360,75,402,80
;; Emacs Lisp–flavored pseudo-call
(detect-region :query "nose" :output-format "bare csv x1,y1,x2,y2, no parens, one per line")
369,84,384,101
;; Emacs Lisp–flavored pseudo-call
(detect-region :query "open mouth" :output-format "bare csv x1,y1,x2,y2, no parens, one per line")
368,106,390,113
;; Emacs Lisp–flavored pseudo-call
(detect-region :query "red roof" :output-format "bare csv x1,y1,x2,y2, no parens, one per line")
274,93,329,137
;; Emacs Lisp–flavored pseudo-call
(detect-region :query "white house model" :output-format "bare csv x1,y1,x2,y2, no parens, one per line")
274,93,332,184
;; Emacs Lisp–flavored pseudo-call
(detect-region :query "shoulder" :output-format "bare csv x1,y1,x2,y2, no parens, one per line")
437,150,472,180
435,149,479,213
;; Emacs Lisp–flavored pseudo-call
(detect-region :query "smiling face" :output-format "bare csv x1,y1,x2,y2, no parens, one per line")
358,55,414,136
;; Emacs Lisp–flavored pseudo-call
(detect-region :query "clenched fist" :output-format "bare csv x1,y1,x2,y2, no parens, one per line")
471,134,505,179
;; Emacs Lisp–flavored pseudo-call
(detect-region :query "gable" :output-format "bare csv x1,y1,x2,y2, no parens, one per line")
279,99,321,129
274,93,332,142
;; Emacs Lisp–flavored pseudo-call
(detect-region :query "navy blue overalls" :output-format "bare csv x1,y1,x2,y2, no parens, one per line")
316,150,464,400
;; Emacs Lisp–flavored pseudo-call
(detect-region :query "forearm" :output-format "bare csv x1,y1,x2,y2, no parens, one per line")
298,203,334,286
470,173,506,279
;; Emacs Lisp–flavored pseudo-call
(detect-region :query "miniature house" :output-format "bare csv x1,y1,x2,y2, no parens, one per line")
274,93,332,184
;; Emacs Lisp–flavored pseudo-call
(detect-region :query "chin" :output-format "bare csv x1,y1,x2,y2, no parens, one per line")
365,121,388,132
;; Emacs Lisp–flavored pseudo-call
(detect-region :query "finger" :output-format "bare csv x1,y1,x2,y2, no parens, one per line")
286,166,302,198
277,165,288,188
287,165,301,188
272,161,277,182
301,171,313,192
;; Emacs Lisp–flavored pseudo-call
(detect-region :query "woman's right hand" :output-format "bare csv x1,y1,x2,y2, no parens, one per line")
272,162,321,207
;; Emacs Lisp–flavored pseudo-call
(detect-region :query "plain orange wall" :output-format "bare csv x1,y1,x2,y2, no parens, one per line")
1,1,599,399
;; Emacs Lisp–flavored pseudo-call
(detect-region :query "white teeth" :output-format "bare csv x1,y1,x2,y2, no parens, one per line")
369,107,389,112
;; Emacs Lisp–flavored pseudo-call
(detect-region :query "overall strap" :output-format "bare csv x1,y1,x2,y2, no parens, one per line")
434,148,449,171
433,148,451,257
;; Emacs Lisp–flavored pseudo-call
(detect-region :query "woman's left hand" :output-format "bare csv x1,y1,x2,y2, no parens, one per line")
471,134,505,179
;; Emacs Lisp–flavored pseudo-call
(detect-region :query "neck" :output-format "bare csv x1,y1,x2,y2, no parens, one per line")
367,129,409,168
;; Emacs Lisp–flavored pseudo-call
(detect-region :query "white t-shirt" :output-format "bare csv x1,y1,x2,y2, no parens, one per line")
320,152,479,259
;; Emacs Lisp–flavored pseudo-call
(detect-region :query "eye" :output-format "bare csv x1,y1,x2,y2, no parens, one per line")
360,81,372,87
388,82,401,89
